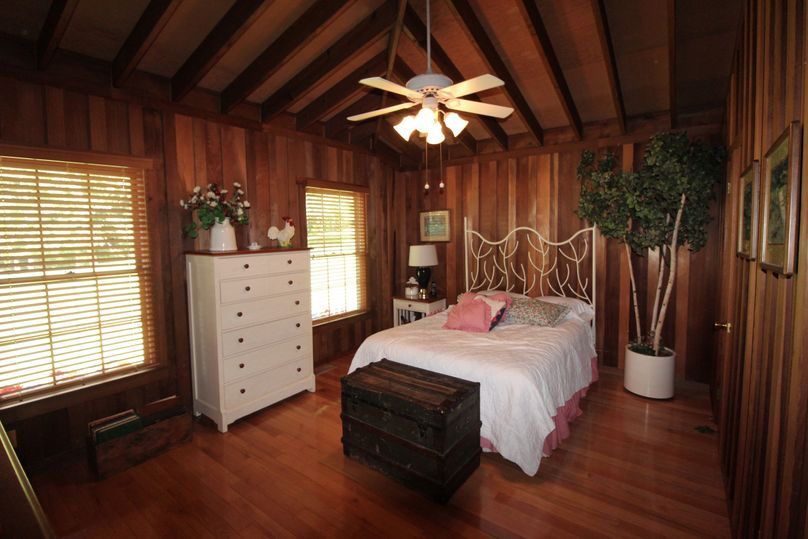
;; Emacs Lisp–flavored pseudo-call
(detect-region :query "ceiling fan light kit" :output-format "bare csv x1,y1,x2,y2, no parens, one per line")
347,0,514,146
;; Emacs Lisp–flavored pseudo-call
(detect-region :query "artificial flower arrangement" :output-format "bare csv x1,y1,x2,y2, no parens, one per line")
180,182,250,238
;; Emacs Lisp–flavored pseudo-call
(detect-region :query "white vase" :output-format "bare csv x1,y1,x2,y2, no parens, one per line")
624,345,676,399
209,218,237,252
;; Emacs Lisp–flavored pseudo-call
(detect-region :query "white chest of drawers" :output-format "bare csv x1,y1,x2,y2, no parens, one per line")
186,249,315,432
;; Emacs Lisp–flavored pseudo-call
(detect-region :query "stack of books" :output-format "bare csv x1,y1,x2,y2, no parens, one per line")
88,410,142,444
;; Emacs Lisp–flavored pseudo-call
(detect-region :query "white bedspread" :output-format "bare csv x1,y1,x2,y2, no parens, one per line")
348,310,596,476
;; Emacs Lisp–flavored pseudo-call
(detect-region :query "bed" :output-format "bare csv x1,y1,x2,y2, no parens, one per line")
349,219,598,476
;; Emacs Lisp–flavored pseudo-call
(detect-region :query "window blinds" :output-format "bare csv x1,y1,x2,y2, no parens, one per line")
305,186,368,322
0,156,156,402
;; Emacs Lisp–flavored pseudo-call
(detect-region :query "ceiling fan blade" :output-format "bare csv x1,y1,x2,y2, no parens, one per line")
440,74,504,98
359,77,421,99
445,98,514,119
347,102,418,122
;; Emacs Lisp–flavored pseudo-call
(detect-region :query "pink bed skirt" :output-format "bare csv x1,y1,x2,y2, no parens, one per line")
480,357,599,456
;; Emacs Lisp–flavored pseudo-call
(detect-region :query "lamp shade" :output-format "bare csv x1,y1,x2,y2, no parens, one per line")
408,244,438,267
394,115,417,140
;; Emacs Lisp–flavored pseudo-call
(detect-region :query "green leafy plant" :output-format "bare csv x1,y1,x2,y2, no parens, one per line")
578,132,726,355
180,182,250,238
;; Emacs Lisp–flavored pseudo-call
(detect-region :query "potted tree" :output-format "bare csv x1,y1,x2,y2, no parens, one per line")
577,132,725,398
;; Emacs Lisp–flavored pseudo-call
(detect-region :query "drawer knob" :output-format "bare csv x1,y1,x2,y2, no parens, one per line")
287,259,292,264
408,304,412,308
243,263,250,269
296,367,302,373
296,345,301,350
288,280,293,285
295,300,300,305
245,286,251,292
238,337,244,343
240,388,245,394
237,311,243,317
239,363,244,369
295,323,300,328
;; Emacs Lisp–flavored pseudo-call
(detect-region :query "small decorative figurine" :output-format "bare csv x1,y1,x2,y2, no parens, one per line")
268,216,295,248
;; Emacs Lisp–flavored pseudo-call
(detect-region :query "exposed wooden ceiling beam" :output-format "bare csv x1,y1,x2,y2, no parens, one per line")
112,0,181,87
668,0,677,128
445,0,543,145
376,121,422,164
590,0,626,135
220,1,350,114
393,57,476,154
518,0,582,140
37,0,79,69
374,0,407,137
402,5,508,150
370,134,405,167
296,52,387,131
261,1,397,123
171,0,269,102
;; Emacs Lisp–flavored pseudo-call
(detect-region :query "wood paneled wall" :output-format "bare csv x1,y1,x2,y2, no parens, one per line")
0,75,395,465
394,142,723,382
716,0,808,536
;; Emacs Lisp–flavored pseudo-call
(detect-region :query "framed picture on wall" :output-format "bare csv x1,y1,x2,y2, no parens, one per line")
419,210,451,242
737,161,760,259
760,121,802,275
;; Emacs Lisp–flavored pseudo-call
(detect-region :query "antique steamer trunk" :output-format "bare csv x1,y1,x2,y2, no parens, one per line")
341,359,481,503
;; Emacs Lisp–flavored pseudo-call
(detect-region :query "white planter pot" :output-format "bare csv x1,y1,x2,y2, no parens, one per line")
624,345,675,399
209,218,237,252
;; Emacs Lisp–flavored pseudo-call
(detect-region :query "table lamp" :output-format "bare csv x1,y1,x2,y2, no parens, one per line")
408,244,438,298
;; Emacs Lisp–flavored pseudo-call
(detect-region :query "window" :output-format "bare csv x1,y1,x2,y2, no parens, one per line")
304,185,368,322
0,155,156,402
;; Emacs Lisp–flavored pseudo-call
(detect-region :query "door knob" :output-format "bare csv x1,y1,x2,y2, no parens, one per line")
714,322,732,333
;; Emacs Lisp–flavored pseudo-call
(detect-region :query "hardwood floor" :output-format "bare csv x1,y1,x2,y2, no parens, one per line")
31,354,731,538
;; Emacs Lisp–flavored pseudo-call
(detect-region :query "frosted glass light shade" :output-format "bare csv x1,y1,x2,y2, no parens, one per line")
408,244,438,267
444,112,468,137
394,115,417,140
415,107,436,133
426,123,445,145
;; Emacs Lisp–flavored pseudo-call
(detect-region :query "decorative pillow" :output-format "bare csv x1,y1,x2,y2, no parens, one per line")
538,296,594,323
443,300,492,332
457,290,513,308
501,298,571,327
473,295,507,329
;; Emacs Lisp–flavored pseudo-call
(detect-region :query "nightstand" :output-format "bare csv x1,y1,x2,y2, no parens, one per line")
392,296,447,327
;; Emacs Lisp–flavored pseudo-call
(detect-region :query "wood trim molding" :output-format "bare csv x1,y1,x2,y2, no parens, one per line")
296,177,371,194
0,142,157,169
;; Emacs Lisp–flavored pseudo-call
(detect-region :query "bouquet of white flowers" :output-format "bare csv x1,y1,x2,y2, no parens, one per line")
180,182,250,238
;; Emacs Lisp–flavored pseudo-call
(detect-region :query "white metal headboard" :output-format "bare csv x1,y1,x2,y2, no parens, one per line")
463,218,597,340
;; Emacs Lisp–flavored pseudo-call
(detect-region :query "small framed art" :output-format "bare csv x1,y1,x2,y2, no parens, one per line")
419,210,451,242
737,161,760,259
760,121,802,275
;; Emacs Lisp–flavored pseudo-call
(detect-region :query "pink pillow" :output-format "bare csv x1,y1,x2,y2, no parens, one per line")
443,300,492,332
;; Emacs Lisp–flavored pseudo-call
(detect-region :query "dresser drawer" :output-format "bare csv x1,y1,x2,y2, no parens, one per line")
224,356,313,409
220,292,309,330
220,272,309,303
216,252,310,280
223,337,311,383
222,314,311,357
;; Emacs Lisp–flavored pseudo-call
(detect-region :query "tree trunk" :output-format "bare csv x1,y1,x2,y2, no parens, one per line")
653,193,687,354
624,243,642,343
649,245,666,343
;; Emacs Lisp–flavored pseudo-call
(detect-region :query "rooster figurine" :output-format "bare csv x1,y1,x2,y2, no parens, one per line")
268,216,295,248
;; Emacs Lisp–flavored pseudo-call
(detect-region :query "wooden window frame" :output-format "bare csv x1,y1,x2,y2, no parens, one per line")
0,144,169,414
297,178,370,326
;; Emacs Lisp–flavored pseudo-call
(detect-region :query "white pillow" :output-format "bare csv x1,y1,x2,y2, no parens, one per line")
538,296,595,323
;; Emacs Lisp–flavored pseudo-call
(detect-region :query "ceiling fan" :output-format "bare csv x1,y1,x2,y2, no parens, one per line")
347,0,514,144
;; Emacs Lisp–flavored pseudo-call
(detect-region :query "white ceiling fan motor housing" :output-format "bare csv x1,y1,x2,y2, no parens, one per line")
406,73,453,99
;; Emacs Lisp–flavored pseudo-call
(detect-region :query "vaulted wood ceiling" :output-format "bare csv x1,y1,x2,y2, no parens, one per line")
0,0,740,165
